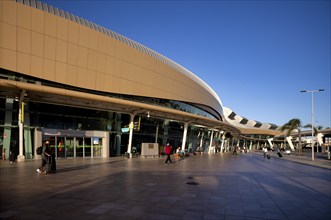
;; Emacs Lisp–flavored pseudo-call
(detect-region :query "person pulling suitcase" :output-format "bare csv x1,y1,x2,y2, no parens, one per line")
44,154,56,174
36,141,50,173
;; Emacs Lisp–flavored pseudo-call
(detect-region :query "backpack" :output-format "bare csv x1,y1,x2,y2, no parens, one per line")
36,146,43,155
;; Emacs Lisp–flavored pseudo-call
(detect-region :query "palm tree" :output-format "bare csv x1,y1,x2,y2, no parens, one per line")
303,124,314,135
280,118,302,155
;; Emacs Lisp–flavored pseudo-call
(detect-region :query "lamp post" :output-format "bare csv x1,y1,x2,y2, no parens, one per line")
300,89,324,161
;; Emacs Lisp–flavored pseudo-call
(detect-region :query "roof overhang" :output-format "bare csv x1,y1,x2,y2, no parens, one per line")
0,79,240,136
239,127,283,136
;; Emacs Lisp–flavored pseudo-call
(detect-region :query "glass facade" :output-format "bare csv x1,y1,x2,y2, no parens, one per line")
0,96,209,160
0,70,223,160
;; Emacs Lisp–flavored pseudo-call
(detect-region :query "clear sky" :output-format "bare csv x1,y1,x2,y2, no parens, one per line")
41,0,330,129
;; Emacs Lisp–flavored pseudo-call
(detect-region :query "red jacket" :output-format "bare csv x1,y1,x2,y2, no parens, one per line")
165,145,172,155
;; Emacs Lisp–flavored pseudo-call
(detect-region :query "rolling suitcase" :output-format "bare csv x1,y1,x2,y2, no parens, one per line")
45,155,55,174
52,155,56,173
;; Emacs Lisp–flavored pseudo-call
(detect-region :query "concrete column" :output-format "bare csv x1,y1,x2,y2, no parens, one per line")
82,137,84,158
220,133,225,153
181,122,188,151
267,138,274,148
34,128,42,159
162,120,169,147
208,130,214,154
91,138,94,158
23,103,32,159
155,123,159,143
114,113,122,156
286,136,295,151
74,137,76,158
17,90,26,162
103,132,110,158
127,113,135,158
3,98,13,160
199,131,204,149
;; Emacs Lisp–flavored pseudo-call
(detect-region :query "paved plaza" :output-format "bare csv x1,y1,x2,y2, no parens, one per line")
0,152,330,220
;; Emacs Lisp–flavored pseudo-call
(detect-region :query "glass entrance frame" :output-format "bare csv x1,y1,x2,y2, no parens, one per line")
92,137,103,157
42,129,106,158
65,137,75,158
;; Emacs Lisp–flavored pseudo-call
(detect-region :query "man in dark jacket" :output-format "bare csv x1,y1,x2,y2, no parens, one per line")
36,141,51,173
164,143,173,164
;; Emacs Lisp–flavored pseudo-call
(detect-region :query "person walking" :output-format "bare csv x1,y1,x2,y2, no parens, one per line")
263,147,267,158
232,145,238,156
164,143,173,164
36,141,51,173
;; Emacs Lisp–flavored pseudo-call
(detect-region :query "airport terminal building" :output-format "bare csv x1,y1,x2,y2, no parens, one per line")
0,0,282,161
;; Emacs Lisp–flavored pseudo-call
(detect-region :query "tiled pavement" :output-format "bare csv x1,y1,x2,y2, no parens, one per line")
0,151,330,220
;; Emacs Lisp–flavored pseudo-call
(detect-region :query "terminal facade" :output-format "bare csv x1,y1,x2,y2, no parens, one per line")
1,0,289,162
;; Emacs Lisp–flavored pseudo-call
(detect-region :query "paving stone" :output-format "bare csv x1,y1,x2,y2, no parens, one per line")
0,152,330,220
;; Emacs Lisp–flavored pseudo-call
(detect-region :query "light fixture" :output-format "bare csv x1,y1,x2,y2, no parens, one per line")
147,111,150,118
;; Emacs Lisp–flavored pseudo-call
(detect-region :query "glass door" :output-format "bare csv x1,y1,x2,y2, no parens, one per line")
93,137,102,158
76,137,84,157
84,137,91,157
57,137,65,158
65,137,75,158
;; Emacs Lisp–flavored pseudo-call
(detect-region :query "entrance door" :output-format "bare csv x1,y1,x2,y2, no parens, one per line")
57,137,66,158
85,137,91,157
65,137,75,158
93,137,102,157
42,130,107,158
76,137,84,157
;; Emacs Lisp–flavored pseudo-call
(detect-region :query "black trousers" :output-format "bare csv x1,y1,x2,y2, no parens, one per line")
165,154,172,163
39,157,47,170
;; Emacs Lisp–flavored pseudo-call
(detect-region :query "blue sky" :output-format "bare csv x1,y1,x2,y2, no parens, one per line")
42,0,330,128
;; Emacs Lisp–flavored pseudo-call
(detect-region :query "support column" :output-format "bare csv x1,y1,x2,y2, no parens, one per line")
23,103,32,159
74,137,76,158
181,122,188,151
162,120,169,147
127,113,135,158
3,98,13,160
103,132,110,158
267,138,273,148
17,90,26,162
220,133,225,153
208,130,214,154
199,130,204,149
114,113,122,156
155,123,159,143
217,131,221,153
34,128,42,159
286,136,295,151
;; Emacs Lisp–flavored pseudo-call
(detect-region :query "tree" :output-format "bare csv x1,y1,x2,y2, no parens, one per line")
303,124,323,136
280,118,302,155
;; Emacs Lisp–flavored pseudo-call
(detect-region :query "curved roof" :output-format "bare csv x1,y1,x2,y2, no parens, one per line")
16,0,223,109
223,107,282,136
0,0,283,139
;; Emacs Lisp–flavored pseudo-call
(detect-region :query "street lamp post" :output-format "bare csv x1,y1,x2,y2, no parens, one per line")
300,89,324,161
